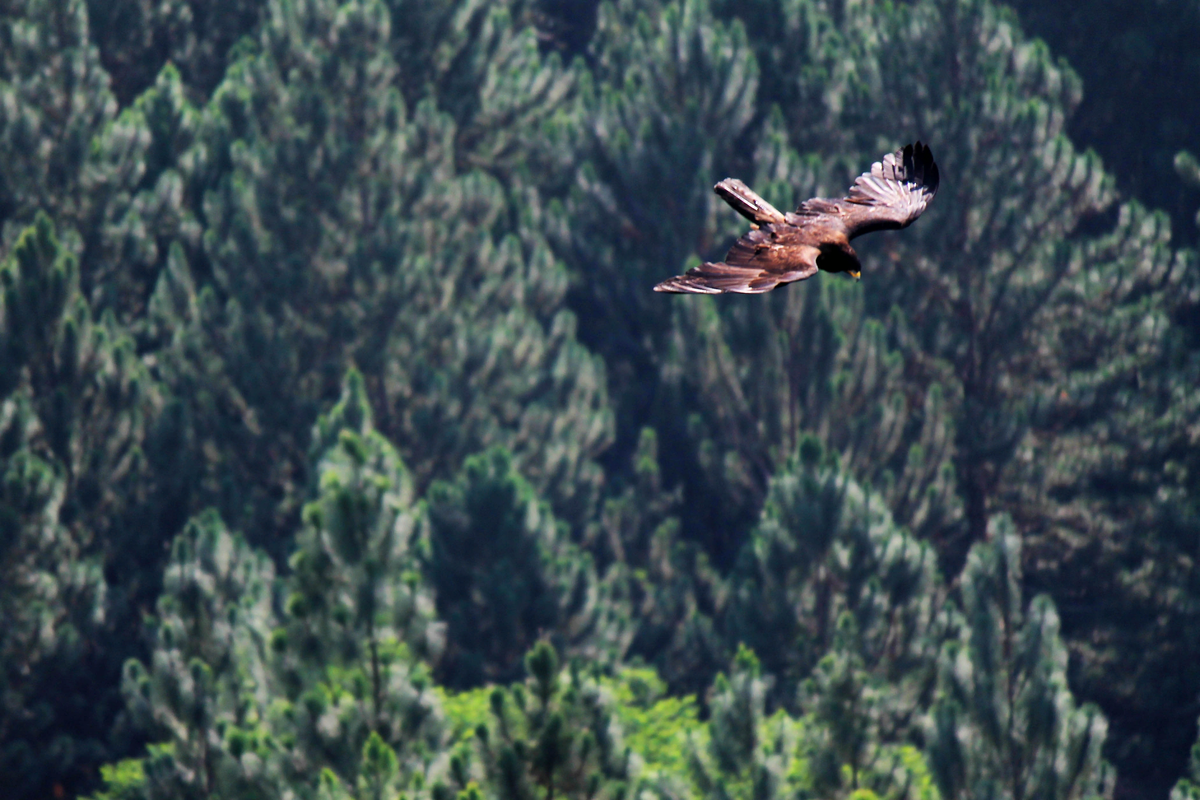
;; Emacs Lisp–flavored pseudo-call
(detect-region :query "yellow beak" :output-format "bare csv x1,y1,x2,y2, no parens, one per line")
849,270,861,282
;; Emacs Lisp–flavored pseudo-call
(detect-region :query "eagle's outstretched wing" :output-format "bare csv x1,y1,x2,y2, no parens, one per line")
654,143,938,294
654,179,820,294
831,141,939,238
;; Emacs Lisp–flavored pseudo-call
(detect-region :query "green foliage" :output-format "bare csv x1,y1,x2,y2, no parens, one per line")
552,0,765,559
718,1,1200,788
726,444,948,719
120,509,278,800
664,243,961,553
1177,151,1200,232
85,0,265,104
4,1,1200,798
598,428,725,695
1171,740,1200,800
0,213,146,798
0,0,118,235
1005,0,1200,246
86,758,147,800
926,517,1111,800
685,646,804,800
286,368,442,672
153,0,612,551
116,386,453,797
547,0,963,578
441,663,706,797
425,446,630,688
446,642,640,800
799,616,942,800
608,667,701,783
275,368,447,792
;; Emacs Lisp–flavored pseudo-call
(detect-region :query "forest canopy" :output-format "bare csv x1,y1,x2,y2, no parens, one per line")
1,1,1199,800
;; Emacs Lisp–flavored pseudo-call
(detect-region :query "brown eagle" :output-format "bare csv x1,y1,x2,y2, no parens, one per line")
654,142,939,294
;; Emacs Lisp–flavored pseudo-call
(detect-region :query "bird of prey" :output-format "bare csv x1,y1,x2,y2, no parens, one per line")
654,142,939,294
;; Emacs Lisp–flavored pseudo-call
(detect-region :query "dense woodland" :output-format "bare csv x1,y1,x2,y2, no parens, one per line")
2,1,1200,799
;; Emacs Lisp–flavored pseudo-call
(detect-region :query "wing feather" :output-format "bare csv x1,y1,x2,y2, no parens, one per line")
654,227,821,294
838,141,939,238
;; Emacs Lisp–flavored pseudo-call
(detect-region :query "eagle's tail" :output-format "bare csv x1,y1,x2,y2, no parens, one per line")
714,179,787,225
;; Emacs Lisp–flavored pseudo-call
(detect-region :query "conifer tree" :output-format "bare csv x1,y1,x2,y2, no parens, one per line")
154,0,611,552
1,0,203,325
275,368,446,791
440,642,640,800
0,409,109,798
0,214,152,799
424,447,630,688
684,645,803,800
84,61,202,324
0,214,152,538
598,428,726,696
666,226,961,553
386,0,580,185
85,0,265,105
6,1,1200,798
926,517,1111,800
799,614,942,800
0,0,117,240
115,372,452,799
713,0,1200,784
120,510,279,800
755,0,1193,570
551,0,760,553
725,436,948,722
553,0,959,569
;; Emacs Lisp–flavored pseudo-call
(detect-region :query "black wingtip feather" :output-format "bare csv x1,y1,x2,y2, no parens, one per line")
908,141,939,197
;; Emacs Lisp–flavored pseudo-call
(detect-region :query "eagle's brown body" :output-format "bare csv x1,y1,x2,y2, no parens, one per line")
654,143,939,294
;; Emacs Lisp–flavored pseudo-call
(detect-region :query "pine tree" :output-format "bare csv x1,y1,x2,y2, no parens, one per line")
275,367,446,791
926,517,1111,800
799,614,942,800
1003,0,1200,248
684,645,803,800
386,0,580,185
597,428,726,697
664,223,961,555
550,0,762,560
550,0,959,573
747,0,1192,571
0,407,109,798
120,509,280,800
0,214,152,536
114,372,453,799
0,214,152,799
85,0,265,105
713,1,1200,786
424,446,630,688
1004,203,1200,799
0,0,117,241
725,436,948,722
84,61,203,324
441,642,640,800
153,0,611,553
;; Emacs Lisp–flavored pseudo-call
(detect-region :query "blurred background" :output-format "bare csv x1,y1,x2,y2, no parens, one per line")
2,1,1199,799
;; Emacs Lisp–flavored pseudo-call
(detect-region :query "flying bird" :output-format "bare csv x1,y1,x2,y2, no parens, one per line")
654,142,939,294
